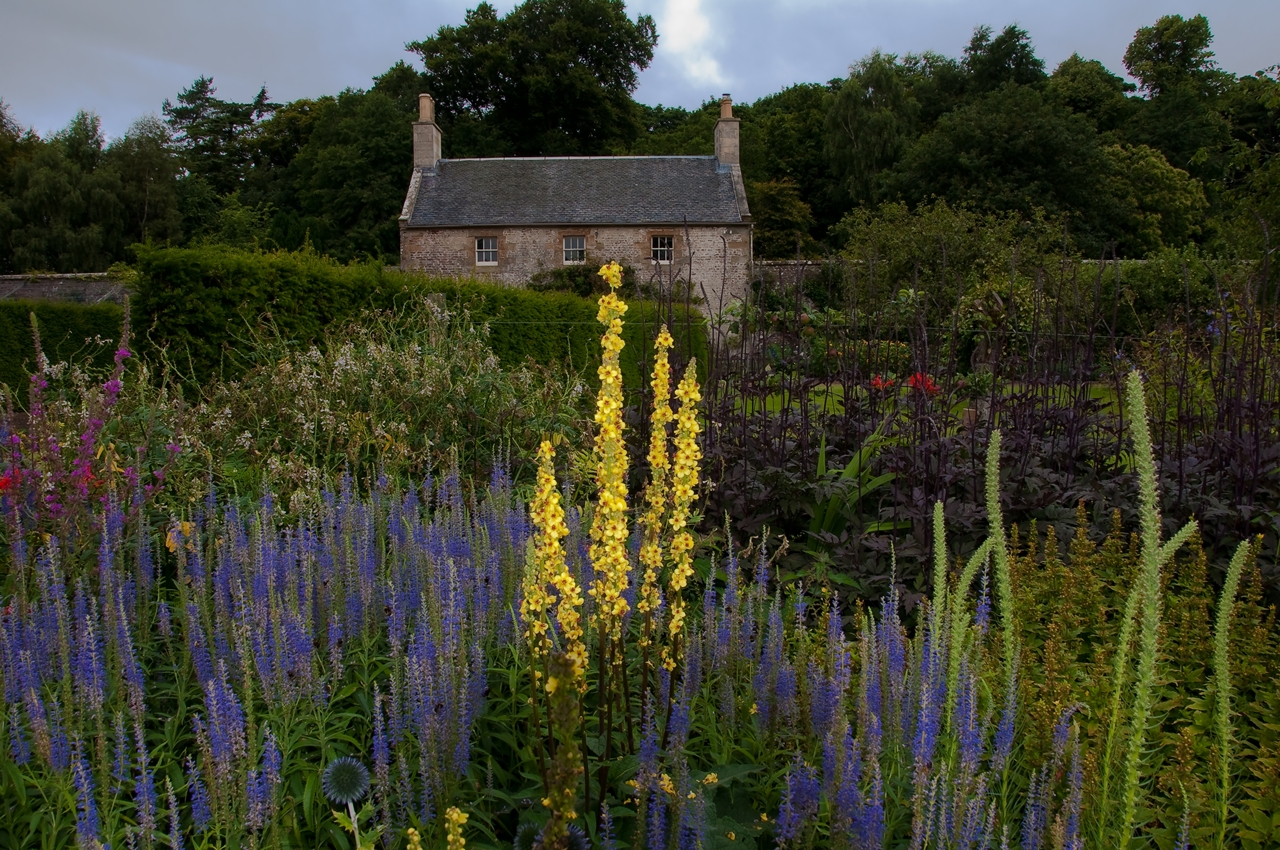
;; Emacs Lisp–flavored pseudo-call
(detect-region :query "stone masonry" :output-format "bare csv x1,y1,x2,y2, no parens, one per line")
399,94,753,313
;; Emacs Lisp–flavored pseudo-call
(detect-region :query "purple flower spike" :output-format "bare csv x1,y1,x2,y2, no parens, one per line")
72,738,100,846
991,661,1018,775
776,755,820,844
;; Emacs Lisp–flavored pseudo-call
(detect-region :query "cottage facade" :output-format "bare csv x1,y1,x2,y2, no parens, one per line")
398,94,753,312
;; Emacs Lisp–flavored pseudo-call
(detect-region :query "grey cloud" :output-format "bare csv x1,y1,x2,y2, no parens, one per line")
2,0,1276,139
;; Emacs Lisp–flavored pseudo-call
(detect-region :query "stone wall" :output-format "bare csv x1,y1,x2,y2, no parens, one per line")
400,223,753,313
0,273,128,304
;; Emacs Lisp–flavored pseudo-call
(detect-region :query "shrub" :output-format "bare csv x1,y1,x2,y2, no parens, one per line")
0,300,123,393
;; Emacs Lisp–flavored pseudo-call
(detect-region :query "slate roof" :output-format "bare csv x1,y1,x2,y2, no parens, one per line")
405,156,744,228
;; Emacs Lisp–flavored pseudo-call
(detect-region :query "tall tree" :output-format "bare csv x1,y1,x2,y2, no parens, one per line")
963,24,1047,92
1049,54,1136,134
881,84,1108,246
1121,15,1233,178
407,0,658,155
4,112,126,272
107,115,181,246
826,52,919,207
163,77,278,194
1123,14,1228,98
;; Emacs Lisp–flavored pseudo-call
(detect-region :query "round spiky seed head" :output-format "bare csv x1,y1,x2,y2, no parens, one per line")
513,822,540,850
321,756,370,806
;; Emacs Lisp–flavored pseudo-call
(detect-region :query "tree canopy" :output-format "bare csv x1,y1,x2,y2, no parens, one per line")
407,0,657,155
0,8,1276,271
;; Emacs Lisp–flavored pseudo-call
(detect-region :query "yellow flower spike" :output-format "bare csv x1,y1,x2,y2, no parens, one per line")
638,326,675,643
445,807,468,850
527,441,586,689
588,264,632,644
664,359,702,670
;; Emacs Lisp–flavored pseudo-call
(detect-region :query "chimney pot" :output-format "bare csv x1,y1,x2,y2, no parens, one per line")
715,94,739,166
414,94,442,169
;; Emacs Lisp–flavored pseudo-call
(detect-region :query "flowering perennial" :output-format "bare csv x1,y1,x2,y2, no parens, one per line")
588,262,632,641
664,359,702,670
528,440,585,688
445,806,468,850
638,326,676,643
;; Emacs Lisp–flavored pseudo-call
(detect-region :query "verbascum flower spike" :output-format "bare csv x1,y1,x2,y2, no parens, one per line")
588,263,632,642
638,327,676,641
530,441,586,689
664,359,702,670
445,806,468,850
520,446,557,679
543,652,584,847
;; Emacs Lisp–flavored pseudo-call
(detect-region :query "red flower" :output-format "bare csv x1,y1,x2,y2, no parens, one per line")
907,372,940,395
0,471,14,492
870,375,895,391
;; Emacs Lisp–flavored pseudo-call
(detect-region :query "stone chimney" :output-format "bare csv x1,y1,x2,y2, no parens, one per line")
414,94,442,170
714,93,739,166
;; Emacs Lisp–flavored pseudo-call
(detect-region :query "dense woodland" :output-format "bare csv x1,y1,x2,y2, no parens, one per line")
0,3,1277,273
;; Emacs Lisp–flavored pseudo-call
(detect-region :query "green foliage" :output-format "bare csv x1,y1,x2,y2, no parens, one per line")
129,245,397,383
163,75,278,195
962,24,1047,92
408,0,658,156
174,295,590,495
825,52,919,207
528,257,636,298
1123,14,1228,99
1100,143,1209,255
882,83,1110,242
251,89,413,263
746,179,818,259
127,246,707,393
1049,53,1137,133
0,300,123,393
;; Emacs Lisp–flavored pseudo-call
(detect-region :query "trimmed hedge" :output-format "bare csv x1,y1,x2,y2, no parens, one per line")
128,246,707,388
0,300,124,394
407,277,708,390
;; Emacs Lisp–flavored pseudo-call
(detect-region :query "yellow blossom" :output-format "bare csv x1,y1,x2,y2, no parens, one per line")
727,832,736,841
658,773,676,797
445,807,468,850
588,264,632,643
664,359,702,669
638,326,675,643
703,773,718,785
406,828,423,850
526,441,586,689
165,520,195,554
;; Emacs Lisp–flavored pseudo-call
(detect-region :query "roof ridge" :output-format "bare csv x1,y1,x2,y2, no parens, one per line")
439,155,717,163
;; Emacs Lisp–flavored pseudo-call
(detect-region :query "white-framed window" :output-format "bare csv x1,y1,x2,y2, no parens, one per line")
475,236,498,265
563,235,586,264
651,235,674,263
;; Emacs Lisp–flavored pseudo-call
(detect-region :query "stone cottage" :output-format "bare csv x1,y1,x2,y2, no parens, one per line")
398,94,753,312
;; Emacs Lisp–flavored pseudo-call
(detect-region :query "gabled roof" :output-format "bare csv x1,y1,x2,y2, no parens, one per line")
403,156,746,228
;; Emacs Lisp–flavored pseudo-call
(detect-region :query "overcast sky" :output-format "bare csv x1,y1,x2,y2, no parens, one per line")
2,0,1277,140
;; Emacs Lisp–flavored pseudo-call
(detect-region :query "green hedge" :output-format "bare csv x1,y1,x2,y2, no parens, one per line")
0,300,124,394
129,246,707,388
404,277,708,389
